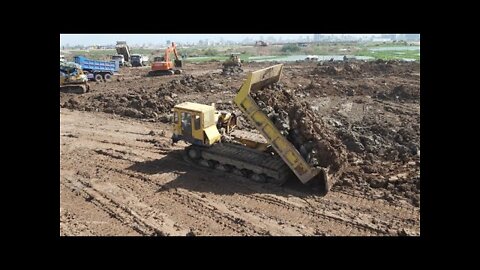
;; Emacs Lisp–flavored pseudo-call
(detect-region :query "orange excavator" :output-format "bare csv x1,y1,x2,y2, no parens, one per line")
148,42,183,76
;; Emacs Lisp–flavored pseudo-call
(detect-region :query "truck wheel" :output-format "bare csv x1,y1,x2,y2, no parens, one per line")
104,73,112,82
94,74,103,82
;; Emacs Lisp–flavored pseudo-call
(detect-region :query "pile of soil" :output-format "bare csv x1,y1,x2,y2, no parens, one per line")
323,112,420,206
251,83,348,177
61,87,178,122
250,80,419,206
221,66,243,76
168,74,226,93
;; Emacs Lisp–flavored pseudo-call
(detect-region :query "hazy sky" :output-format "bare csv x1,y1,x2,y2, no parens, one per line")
60,34,379,46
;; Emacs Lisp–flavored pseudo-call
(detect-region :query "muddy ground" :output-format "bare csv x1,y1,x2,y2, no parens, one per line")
60,60,420,236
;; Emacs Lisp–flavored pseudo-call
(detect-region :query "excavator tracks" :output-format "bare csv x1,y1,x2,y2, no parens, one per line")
185,143,293,186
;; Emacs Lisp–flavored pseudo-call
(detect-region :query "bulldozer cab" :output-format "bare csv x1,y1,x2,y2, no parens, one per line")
172,102,221,146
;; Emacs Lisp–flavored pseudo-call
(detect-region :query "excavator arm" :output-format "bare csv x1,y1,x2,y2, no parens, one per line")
164,42,181,62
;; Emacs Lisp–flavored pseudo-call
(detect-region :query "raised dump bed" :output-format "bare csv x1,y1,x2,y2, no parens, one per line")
233,64,331,193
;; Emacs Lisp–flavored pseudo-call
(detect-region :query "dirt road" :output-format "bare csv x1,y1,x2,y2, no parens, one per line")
60,109,419,236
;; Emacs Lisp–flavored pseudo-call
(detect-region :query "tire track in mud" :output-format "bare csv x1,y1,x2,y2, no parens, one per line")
93,150,378,235
241,194,386,235
67,144,419,236
330,189,419,220
65,146,268,235
93,161,270,236
151,151,415,235
86,143,305,235
61,176,184,236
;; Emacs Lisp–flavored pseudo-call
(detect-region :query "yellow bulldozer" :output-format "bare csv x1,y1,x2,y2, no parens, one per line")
172,64,334,194
60,62,90,94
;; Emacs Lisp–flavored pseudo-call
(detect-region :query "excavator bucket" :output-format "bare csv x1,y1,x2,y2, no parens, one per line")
174,60,183,68
234,64,332,194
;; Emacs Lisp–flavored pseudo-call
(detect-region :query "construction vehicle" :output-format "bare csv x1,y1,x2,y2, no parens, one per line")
255,41,268,47
131,54,149,67
148,42,183,76
305,55,319,61
115,41,131,65
111,54,125,66
60,62,90,94
74,56,119,82
171,64,333,194
223,54,242,67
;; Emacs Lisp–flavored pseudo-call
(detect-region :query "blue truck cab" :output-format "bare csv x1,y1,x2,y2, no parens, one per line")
74,56,119,82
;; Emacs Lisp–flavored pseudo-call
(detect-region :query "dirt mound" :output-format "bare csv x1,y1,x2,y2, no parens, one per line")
221,66,243,76
373,84,420,101
251,83,348,177
250,81,419,206
324,112,420,206
168,74,226,93
62,87,178,122
61,73,232,121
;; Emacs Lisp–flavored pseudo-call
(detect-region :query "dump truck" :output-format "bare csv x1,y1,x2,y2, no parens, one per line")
131,54,149,67
111,54,125,66
74,56,119,82
171,64,334,194
115,41,131,63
